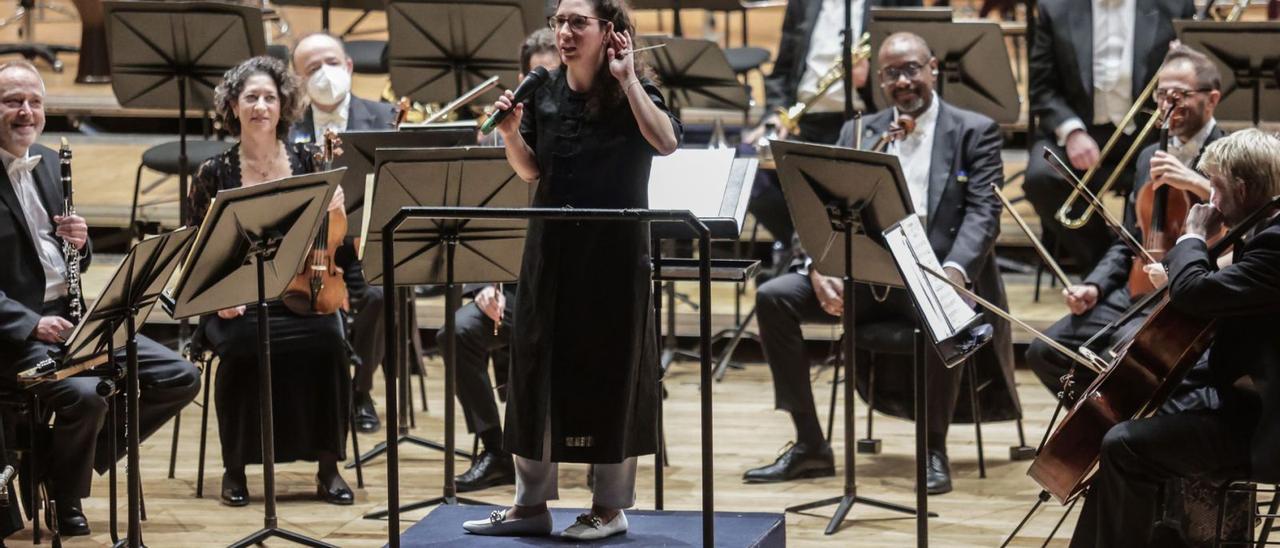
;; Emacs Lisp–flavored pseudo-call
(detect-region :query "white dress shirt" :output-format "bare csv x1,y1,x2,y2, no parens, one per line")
1,148,68,302
1054,0,1136,145
796,0,866,114
311,93,351,143
889,92,939,226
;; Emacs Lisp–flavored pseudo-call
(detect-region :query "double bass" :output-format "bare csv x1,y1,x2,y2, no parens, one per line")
282,129,348,315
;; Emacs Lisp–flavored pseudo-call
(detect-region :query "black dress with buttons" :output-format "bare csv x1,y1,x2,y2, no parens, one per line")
505,69,682,464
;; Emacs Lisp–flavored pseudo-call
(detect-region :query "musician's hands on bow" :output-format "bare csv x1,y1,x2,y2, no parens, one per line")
1065,130,1101,171
811,270,845,317
328,185,345,212
1150,151,1211,200
32,316,73,343
1185,202,1224,240
476,285,505,324
1143,262,1169,288
53,214,87,250
217,305,246,320
1063,284,1099,315
490,89,524,140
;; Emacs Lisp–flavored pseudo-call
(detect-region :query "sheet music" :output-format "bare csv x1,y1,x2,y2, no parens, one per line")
883,215,980,342
359,172,375,261
648,148,735,217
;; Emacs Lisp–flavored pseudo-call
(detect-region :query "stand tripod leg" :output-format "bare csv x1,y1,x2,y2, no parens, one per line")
1000,490,1051,548
1044,496,1079,547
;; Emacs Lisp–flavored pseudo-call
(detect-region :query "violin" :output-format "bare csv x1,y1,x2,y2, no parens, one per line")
1028,195,1280,503
871,114,916,152
282,129,349,316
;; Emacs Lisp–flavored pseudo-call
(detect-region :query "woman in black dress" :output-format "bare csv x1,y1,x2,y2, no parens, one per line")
463,0,681,540
188,56,353,507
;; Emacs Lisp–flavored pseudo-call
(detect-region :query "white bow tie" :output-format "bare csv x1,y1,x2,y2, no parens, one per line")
6,155,40,177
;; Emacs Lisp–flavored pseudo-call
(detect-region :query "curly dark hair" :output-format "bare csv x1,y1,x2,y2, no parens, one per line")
213,56,303,139
555,0,657,115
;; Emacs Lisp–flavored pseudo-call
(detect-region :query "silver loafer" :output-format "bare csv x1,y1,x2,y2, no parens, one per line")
462,508,553,536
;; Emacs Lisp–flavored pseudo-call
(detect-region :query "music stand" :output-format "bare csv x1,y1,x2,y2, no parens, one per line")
334,127,478,238
170,169,343,548
359,147,527,520
104,1,266,228
1174,21,1280,126
636,35,752,114
868,10,1021,124
772,139,934,535
271,0,383,32
385,0,544,106
19,227,196,548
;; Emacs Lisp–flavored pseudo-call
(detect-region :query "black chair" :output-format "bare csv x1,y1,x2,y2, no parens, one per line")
346,39,388,74
129,139,233,238
0,0,77,73
1216,481,1280,547
0,386,57,545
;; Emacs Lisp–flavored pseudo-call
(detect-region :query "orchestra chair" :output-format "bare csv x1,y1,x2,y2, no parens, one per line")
1216,481,1280,547
346,39,388,75
0,385,58,544
831,319,999,479
129,139,232,239
0,0,77,72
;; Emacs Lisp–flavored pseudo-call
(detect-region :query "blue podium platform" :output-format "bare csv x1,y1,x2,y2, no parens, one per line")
399,505,786,547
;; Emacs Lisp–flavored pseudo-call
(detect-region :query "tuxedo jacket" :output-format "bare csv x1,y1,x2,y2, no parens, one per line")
763,0,922,112
0,143,92,348
835,99,1021,421
1166,213,1280,482
1085,125,1226,296
1029,0,1194,139
288,93,398,145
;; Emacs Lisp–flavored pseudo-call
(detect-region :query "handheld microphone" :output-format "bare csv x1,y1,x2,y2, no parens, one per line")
480,66,550,135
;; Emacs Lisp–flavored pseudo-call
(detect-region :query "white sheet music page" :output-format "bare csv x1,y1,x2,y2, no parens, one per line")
883,215,980,342
648,148,735,217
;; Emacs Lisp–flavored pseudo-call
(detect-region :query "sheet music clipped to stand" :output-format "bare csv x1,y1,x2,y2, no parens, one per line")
883,214,981,344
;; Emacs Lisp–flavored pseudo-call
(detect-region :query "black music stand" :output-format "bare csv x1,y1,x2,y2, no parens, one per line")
22,227,197,548
385,0,543,106
868,10,1021,124
359,147,527,520
772,139,935,535
104,1,266,228
637,35,752,113
1174,21,1280,126
334,127,478,238
170,169,343,548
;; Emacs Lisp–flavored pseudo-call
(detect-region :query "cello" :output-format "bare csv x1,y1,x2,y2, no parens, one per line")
282,129,348,315
1027,195,1280,503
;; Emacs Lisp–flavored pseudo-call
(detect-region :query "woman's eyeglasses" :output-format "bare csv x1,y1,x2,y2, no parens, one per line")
548,14,609,33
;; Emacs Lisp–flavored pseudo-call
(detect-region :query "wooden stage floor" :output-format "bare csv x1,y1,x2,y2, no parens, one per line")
9,356,1077,547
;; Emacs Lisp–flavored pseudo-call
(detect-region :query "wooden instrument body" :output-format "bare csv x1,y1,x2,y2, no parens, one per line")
1027,297,1216,503
283,207,348,315
1128,182,1195,297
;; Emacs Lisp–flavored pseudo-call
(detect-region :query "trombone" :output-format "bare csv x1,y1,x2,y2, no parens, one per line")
1054,2,1249,229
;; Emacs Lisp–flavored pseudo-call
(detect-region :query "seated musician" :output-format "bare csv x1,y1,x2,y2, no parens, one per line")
742,32,1019,495
1026,45,1225,400
1068,128,1280,547
0,60,200,536
445,29,561,493
290,32,397,433
189,56,354,508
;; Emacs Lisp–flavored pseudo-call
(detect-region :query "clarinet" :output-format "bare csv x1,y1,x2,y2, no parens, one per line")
60,137,83,324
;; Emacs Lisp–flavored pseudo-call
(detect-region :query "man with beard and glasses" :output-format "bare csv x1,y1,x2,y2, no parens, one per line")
290,32,397,434
742,32,1019,496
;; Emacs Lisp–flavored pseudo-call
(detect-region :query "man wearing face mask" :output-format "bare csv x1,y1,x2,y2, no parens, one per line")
290,33,397,433
743,33,1018,496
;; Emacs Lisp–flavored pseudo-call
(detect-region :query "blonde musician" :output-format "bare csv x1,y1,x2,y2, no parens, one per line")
188,56,353,508
0,60,199,536
743,32,1017,496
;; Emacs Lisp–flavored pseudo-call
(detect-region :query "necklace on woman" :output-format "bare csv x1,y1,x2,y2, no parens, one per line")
241,141,286,183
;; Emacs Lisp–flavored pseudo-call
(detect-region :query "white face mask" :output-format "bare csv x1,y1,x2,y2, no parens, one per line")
307,63,351,107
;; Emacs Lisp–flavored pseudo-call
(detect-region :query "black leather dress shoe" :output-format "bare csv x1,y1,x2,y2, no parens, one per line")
354,391,381,433
316,473,354,505
742,442,835,483
927,450,953,495
52,499,90,536
456,450,515,493
221,471,250,507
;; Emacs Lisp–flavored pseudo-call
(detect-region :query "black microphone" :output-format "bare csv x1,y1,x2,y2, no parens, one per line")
480,66,550,135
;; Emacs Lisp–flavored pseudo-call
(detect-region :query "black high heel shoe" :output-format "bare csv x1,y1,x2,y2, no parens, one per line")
316,472,354,505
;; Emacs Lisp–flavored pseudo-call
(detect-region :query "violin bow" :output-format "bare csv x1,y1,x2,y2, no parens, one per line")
1043,147,1160,265
920,265,1101,373
993,183,1073,288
